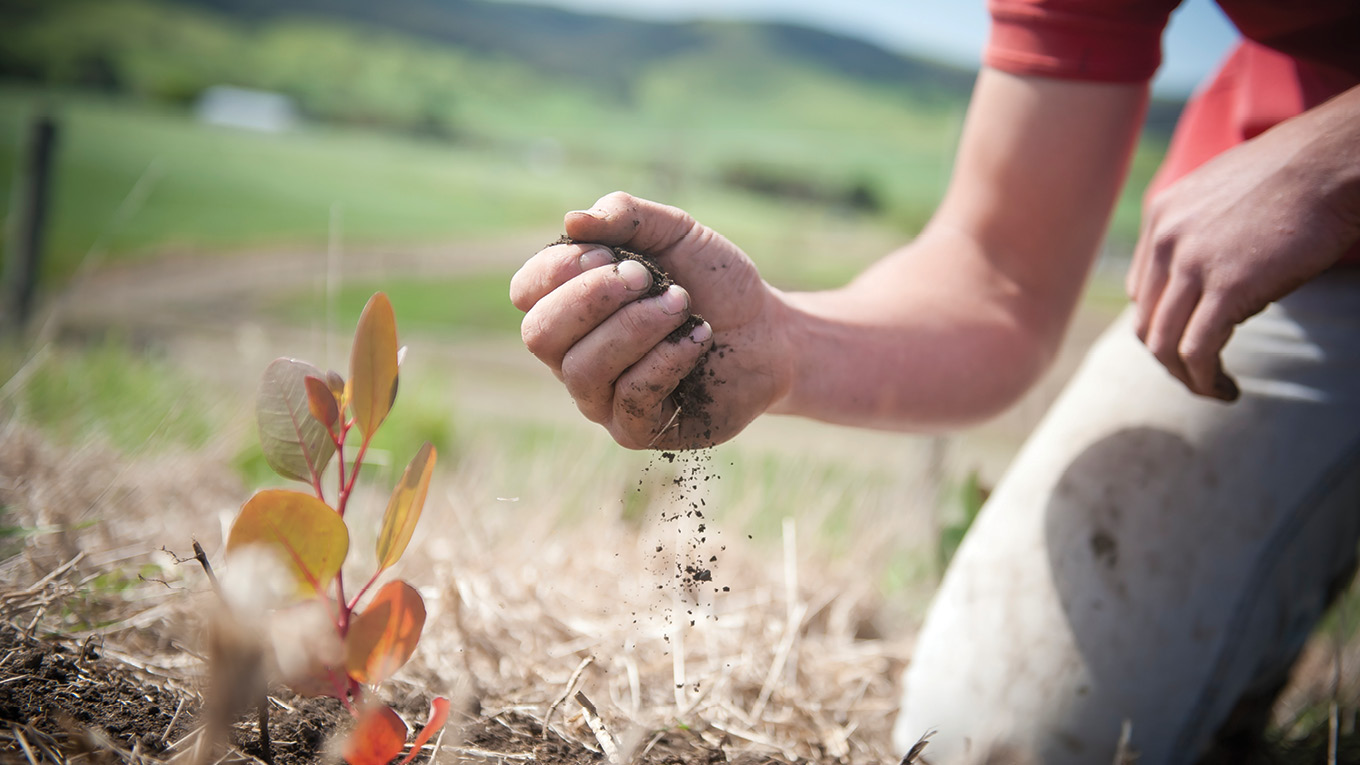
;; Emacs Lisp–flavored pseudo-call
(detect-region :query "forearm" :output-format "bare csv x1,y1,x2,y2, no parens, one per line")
765,70,1146,431
769,226,1064,431
1303,84,1360,235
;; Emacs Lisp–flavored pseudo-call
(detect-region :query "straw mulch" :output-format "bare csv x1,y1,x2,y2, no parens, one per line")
0,421,917,765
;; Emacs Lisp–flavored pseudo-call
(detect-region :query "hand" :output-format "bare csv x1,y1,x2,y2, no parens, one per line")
1127,92,1360,401
510,192,792,449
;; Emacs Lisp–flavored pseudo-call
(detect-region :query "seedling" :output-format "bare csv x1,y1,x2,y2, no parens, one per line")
225,293,448,765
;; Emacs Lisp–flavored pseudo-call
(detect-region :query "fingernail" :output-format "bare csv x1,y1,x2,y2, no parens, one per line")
657,285,688,315
617,259,651,291
568,208,604,220
1214,372,1240,402
688,321,712,343
578,248,614,272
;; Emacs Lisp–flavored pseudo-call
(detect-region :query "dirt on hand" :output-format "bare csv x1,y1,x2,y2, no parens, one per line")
554,235,717,447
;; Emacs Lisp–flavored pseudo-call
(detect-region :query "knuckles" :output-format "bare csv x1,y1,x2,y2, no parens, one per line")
519,312,558,360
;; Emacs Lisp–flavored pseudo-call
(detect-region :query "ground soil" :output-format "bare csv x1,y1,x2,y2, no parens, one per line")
0,621,195,761
9,241,1360,765
0,616,796,765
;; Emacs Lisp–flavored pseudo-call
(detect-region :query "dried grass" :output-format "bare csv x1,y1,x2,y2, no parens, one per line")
0,419,917,764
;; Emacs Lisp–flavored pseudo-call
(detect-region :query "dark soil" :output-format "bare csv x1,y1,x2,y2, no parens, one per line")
0,621,196,761
0,620,797,765
464,711,788,765
554,236,716,446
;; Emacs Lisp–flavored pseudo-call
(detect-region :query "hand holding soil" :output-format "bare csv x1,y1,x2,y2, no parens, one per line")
511,192,794,449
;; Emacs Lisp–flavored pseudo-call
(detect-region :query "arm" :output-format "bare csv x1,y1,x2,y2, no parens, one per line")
1127,83,1360,400
511,69,1148,447
775,69,1148,428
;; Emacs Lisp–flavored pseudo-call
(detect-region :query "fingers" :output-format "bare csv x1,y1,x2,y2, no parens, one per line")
1137,269,1240,402
564,191,700,256
510,240,616,312
1180,297,1240,401
1130,218,1238,402
1131,234,1171,341
520,258,656,373
1141,274,1199,390
560,285,696,421
608,322,715,449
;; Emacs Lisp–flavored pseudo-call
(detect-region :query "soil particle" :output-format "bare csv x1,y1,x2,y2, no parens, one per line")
0,623,195,761
554,235,718,447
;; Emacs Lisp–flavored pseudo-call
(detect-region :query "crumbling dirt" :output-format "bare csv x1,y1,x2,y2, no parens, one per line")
554,235,716,446
0,623,195,760
0,617,796,765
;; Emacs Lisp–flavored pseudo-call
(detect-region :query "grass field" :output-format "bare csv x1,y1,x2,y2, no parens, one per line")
0,77,1164,292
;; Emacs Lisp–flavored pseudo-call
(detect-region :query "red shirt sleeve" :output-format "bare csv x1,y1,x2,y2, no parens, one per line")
985,0,1182,82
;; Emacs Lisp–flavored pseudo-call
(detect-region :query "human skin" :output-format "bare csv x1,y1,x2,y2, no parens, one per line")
1128,83,1360,399
510,69,1360,450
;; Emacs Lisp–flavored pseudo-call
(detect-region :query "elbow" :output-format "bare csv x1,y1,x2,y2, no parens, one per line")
921,313,1060,430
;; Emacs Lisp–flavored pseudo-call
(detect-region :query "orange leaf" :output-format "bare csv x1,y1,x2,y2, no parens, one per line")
227,490,349,598
257,358,337,484
376,443,436,571
350,293,399,439
305,375,340,430
326,370,349,412
343,705,408,765
345,581,426,685
398,697,450,765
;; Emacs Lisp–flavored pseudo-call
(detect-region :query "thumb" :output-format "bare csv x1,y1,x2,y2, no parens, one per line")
564,191,698,254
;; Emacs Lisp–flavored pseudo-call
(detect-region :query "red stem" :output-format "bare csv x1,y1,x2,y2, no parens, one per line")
335,421,350,512
347,566,385,613
332,420,354,634
340,431,372,519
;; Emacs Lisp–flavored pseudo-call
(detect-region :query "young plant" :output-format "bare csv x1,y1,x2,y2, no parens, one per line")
225,293,449,765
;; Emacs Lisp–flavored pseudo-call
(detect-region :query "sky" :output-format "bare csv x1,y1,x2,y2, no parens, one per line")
489,0,1241,96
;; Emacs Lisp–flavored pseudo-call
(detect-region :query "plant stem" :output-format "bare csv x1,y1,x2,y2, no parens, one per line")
192,540,220,594
335,421,350,512
347,567,384,613
339,433,372,519
336,575,350,634
258,695,273,764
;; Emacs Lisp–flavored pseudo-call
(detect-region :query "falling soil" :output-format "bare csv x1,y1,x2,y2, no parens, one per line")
553,239,734,634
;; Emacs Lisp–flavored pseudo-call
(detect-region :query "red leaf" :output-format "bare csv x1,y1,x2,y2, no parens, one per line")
344,705,408,765
345,581,426,685
304,375,340,430
398,697,450,765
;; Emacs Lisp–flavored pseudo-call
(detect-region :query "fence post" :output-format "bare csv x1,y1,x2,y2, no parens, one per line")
3,112,59,337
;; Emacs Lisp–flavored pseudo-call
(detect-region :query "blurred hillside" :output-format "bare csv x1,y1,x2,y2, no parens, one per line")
0,0,1176,285
2,0,979,131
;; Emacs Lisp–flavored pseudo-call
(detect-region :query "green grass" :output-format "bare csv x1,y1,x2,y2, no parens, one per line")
0,338,228,453
271,274,526,338
0,86,610,282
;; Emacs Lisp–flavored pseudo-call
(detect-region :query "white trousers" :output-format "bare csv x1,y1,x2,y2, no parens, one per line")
894,268,1360,764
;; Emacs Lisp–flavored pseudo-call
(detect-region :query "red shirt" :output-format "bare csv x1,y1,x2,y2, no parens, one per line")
985,0,1360,261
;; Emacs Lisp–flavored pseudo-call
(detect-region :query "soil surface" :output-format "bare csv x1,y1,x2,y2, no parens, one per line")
0,619,798,765
0,622,195,761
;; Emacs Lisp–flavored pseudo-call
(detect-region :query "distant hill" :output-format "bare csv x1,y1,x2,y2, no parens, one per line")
171,0,1183,132
0,0,1179,255
173,0,980,98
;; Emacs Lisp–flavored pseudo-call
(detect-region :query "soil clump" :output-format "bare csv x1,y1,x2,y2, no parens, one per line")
554,235,717,446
